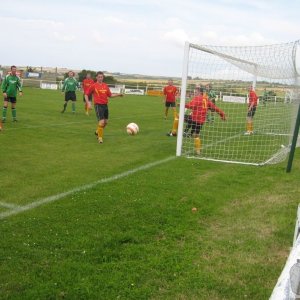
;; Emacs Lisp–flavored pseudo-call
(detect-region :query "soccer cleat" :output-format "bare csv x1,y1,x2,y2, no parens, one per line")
244,131,253,135
166,131,177,137
61,109,65,113
98,137,103,144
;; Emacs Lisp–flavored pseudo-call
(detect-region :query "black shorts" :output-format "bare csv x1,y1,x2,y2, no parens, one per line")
191,121,203,135
184,114,192,123
247,106,256,118
95,104,109,121
165,101,176,108
83,94,92,102
65,91,76,101
4,97,17,103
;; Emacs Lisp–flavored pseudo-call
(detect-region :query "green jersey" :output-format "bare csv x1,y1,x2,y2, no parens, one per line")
1,74,22,97
62,77,79,92
208,90,216,101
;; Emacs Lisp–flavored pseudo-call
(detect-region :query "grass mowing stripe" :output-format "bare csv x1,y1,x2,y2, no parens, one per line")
0,156,174,220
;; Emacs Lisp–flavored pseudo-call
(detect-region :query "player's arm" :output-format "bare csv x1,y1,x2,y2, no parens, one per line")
208,101,226,120
84,85,93,108
110,93,124,98
17,77,23,96
1,76,7,98
185,98,197,110
61,79,66,93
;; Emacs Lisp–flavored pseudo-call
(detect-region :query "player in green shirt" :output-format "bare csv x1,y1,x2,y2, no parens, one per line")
206,83,216,122
1,66,23,122
61,71,80,113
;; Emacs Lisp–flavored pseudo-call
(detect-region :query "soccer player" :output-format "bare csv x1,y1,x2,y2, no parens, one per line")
163,79,178,119
206,83,217,122
1,65,23,122
85,71,123,144
245,86,258,135
82,73,94,115
185,87,226,155
61,71,80,113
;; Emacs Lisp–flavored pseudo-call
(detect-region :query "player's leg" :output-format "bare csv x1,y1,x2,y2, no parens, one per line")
245,108,255,135
210,99,216,122
83,95,88,115
164,102,170,119
61,92,69,113
166,110,179,137
71,92,76,113
193,123,202,155
11,100,17,121
95,104,108,143
2,98,9,122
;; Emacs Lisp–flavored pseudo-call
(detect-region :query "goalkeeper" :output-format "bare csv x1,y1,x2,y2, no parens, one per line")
185,87,226,155
1,65,23,123
61,71,80,114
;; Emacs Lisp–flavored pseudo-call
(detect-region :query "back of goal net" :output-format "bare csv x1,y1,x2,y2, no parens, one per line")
176,41,300,166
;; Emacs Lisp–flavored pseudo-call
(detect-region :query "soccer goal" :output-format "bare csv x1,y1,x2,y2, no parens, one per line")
176,40,300,166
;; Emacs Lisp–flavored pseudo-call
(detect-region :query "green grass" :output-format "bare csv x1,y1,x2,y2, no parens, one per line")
0,87,299,299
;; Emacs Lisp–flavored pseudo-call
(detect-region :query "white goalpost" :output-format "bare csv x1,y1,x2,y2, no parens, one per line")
176,40,300,166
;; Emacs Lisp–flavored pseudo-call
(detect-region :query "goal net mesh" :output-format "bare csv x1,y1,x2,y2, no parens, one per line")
177,41,300,165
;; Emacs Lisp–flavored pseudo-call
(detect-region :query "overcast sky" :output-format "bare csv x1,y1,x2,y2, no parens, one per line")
1,0,299,76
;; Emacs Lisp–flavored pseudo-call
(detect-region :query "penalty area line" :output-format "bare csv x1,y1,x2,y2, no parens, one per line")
0,156,175,220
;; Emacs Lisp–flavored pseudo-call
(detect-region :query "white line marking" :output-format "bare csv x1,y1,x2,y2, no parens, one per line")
0,201,22,209
0,156,174,220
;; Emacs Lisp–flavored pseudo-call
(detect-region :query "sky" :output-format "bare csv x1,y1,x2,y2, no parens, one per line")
1,0,300,77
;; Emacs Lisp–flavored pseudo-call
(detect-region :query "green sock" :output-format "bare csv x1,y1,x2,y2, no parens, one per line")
12,108,17,120
72,102,76,113
2,107,7,120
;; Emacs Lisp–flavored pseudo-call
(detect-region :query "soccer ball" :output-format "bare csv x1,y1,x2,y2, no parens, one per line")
126,123,139,135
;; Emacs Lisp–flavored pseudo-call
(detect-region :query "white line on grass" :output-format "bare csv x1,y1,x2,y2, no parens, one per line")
0,201,22,209
0,156,175,220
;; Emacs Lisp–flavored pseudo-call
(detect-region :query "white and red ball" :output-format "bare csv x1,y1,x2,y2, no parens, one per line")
126,123,139,135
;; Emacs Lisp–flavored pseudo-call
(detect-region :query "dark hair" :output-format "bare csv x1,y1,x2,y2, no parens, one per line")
11,65,16,70
96,71,104,76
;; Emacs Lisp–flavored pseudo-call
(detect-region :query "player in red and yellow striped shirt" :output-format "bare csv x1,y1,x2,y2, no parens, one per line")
85,72,123,144
82,73,94,115
184,87,226,154
163,79,178,120
245,86,258,135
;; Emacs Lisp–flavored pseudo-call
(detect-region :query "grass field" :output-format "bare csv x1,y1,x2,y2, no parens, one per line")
0,87,299,299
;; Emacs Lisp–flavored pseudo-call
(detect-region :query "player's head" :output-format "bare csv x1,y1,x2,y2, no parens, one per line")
195,86,201,95
249,85,254,91
11,66,17,75
96,71,104,83
68,71,74,77
86,73,91,79
168,79,173,85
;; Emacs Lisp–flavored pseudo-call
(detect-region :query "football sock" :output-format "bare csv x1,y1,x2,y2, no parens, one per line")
2,107,7,120
12,108,16,120
165,108,168,118
72,102,76,113
249,122,253,132
173,110,177,118
194,137,201,152
246,122,250,132
97,125,104,138
171,115,179,135
63,103,67,111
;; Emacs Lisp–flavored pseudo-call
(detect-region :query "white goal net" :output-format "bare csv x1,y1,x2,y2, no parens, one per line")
176,41,300,165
